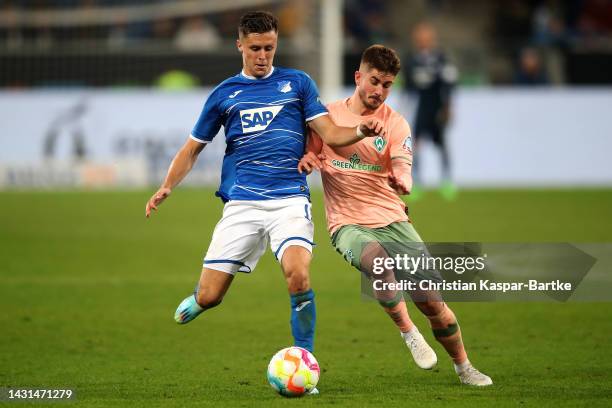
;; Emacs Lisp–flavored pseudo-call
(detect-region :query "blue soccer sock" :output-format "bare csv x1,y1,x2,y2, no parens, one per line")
290,289,316,352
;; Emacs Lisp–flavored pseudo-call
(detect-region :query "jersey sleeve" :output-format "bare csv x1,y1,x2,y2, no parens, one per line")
389,117,413,165
299,72,328,122
190,89,223,143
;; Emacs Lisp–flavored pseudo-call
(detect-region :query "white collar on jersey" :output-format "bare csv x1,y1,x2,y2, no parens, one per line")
240,66,275,80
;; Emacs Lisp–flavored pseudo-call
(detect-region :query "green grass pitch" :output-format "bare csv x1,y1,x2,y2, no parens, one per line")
1,189,612,407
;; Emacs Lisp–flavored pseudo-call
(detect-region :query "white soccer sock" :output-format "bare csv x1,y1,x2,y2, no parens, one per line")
401,325,420,339
454,359,471,374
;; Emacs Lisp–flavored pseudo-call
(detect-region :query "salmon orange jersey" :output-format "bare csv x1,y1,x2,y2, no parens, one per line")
309,98,414,234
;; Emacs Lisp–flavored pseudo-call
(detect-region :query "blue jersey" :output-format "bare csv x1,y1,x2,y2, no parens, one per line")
191,66,328,202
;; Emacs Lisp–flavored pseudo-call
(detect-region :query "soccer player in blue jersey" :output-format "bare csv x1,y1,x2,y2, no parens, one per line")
145,11,384,358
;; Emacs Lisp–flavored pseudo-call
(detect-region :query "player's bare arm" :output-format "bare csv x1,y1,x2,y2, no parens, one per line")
308,114,385,147
388,158,413,195
145,138,206,217
298,133,326,174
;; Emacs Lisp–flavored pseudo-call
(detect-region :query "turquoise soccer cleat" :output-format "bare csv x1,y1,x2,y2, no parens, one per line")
174,295,204,324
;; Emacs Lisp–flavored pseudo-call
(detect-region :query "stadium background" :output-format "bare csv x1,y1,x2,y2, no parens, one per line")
1,0,611,406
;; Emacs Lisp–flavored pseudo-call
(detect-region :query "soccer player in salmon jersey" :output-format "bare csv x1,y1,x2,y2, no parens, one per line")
298,45,492,386
144,11,385,381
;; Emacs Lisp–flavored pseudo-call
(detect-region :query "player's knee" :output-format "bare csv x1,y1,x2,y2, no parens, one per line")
282,251,311,293
281,245,312,290
288,274,310,294
196,291,224,309
285,267,310,293
361,242,390,277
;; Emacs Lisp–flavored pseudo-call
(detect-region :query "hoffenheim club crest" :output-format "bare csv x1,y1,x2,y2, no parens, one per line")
277,81,292,93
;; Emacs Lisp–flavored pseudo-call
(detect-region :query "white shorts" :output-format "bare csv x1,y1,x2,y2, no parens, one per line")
203,196,315,274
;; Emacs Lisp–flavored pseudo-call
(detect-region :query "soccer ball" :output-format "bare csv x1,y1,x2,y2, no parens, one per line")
266,346,320,397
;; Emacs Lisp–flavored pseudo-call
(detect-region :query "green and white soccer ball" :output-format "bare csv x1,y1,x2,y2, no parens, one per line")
266,346,320,397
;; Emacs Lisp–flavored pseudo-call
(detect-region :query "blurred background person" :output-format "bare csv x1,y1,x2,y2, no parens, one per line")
404,22,458,201
514,47,549,85
174,16,221,52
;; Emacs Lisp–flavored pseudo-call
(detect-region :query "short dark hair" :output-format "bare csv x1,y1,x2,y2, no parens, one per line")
360,45,401,76
238,11,278,37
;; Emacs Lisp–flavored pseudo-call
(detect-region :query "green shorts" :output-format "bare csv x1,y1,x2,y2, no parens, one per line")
331,221,440,282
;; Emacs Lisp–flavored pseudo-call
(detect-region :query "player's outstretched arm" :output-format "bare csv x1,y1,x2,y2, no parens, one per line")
308,115,385,147
145,138,206,218
297,133,326,174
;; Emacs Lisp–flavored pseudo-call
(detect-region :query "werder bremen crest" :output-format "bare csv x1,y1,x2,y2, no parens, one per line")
373,136,386,152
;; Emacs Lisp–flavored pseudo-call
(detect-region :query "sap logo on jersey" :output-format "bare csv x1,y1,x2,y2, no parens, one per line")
240,105,284,133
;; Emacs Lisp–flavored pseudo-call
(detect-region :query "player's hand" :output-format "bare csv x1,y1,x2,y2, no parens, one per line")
145,187,172,218
388,173,410,195
298,151,326,175
358,118,386,138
